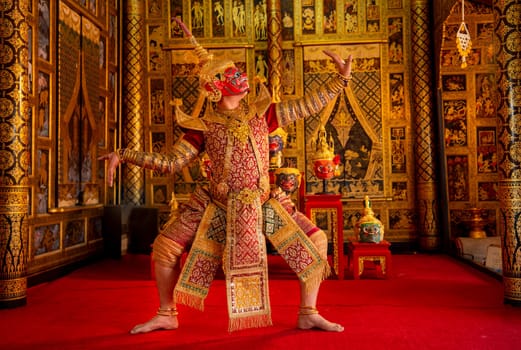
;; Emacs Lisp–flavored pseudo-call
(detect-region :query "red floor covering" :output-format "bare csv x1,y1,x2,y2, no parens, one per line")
1,253,520,350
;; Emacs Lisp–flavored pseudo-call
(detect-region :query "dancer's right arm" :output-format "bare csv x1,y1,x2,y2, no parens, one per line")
98,132,203,187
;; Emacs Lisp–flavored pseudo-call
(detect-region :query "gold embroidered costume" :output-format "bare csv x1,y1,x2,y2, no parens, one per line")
117,24,351,331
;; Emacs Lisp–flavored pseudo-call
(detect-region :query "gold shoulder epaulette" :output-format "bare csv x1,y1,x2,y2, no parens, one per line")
254,84,272,117
171,95,208,131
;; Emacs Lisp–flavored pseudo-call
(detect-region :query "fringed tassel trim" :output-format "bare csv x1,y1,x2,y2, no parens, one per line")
302,261,331,294
174,290,205,311
228,314,273,332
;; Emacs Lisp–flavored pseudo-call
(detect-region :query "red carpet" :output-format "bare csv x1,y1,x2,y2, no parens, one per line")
1,254,520,350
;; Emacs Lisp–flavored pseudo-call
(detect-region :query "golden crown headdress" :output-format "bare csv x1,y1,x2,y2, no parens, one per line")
186,32,236,102
269,127,288,144
311,125,335,161
171,17,238,131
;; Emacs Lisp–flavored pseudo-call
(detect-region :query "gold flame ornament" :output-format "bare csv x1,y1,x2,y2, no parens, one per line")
311,125,340,180
456,0,472,68
174,17,238,102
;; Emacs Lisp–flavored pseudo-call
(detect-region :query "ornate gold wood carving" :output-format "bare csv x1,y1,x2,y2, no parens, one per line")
496,0,521,304
0,0,31,307
122,0,147,205
411,0,440,250
57,2,102,208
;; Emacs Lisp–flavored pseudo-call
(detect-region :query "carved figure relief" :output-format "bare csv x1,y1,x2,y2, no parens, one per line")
344,1,358,33
391,127,406,173
149,25,165,72
323,0,337,34
212,0,225,37
366,0,380,32
191,0,204,37
281,2,294,40
38,0,50,61
447,155,469,201
254,0,267,41
37,72,50,137
388,17,403,65
33,224,60,256
477,127,497,173
443,99,467,147
302,4,315,34
232,0,246,37
475,73,496,118
390,73,405,120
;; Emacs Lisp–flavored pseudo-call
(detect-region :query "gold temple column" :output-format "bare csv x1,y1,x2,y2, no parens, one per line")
267,0,283,102
121,1,146,205
0,0,31,308
494,0,521,306
410,0,440,251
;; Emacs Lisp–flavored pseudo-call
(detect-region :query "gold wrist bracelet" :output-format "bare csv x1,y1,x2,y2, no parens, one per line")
116,148,126,162
337,73,351,86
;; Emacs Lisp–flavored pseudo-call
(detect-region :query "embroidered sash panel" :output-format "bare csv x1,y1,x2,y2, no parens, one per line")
174,203,226,310
263,199,330,288
175,198,329,331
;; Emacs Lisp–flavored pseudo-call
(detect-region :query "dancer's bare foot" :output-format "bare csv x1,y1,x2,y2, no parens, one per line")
130,314,179,334
297,313,344,332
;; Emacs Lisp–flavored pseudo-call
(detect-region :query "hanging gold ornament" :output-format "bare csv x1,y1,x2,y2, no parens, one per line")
456,0,472,68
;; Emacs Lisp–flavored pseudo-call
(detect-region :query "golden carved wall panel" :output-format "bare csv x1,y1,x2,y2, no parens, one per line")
23,0,118,290
57,3,102,208
439,1,498,241
145,0,419,244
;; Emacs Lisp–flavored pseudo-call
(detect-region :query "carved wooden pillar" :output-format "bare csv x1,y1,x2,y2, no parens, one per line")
0,0,31,308
122,1,146,205
494,0,521,306
411,0,440,251
267,0,283,102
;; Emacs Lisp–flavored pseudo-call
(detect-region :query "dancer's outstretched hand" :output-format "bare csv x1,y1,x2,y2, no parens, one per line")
323,50,353,79
98,152,121,187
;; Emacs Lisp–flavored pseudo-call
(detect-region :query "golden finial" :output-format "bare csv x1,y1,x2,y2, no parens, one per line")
354,196,385,243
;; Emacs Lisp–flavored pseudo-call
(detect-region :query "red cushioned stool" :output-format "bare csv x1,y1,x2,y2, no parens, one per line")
347,240,391,279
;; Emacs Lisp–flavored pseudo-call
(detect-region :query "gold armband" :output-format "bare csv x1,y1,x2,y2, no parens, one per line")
275,74,349,127
114,140,198,174
337,73,351,87
116,148,126,162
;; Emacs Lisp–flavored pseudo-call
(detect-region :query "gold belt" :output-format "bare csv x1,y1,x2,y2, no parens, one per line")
212,186,269,207
235,188,264,205
212,176,270,206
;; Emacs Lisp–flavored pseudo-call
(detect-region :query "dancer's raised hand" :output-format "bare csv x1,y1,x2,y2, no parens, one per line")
323,50,353,79
172,17,191,37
